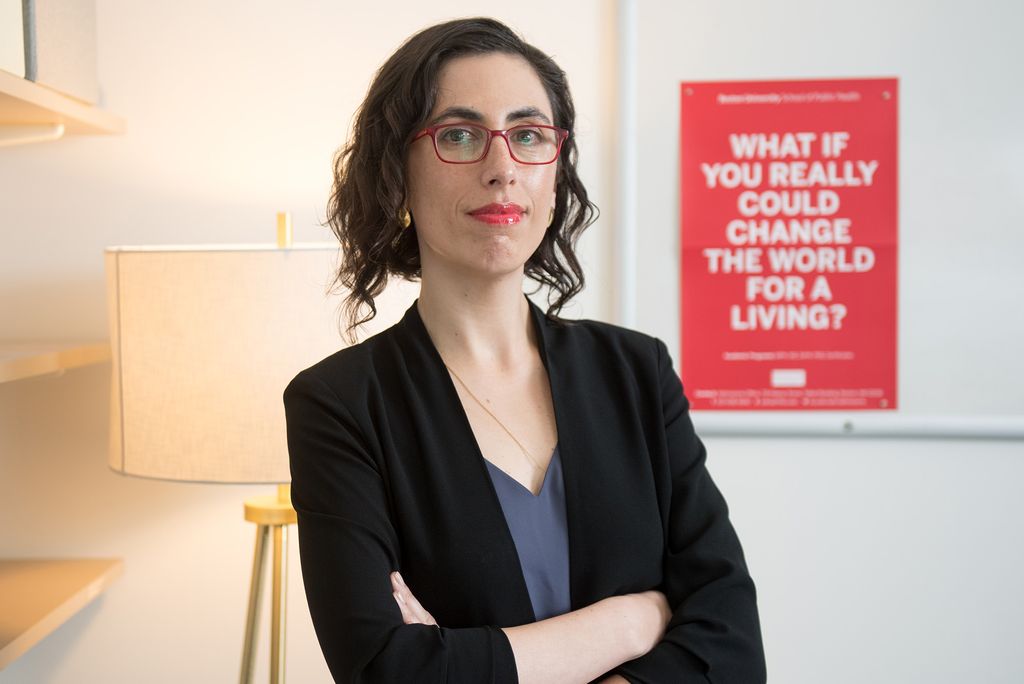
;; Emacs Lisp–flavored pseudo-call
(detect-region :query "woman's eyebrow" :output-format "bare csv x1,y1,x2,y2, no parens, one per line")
429,105,552,126
507,106,552,125
430,106,483,125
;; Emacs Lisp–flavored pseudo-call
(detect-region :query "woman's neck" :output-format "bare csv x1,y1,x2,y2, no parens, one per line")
416,270,536,372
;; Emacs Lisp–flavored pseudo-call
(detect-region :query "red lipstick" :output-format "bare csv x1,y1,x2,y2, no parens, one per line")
468,203,525,225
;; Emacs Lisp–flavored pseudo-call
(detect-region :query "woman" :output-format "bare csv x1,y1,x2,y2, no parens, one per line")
285,17,766,684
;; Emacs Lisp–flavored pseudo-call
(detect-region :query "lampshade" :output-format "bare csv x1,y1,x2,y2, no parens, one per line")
104,244,417,483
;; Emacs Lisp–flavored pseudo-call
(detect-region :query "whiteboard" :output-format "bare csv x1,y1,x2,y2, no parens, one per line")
625,0,1024,420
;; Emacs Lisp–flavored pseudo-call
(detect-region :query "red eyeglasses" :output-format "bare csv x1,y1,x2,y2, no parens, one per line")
412,123,569,164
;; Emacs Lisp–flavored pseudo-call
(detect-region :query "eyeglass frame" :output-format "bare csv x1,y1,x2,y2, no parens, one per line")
411,123,569,165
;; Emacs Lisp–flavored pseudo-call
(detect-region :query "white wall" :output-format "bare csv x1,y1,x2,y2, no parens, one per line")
2,1,1022,683
0,1,612,682
632,1,1024,682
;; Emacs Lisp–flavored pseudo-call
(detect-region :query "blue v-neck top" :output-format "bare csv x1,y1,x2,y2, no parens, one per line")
483,445,571,621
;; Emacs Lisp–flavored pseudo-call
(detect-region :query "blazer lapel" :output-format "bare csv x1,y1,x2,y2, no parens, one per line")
525,298,587,610
531,301,667,608
395,300,537,625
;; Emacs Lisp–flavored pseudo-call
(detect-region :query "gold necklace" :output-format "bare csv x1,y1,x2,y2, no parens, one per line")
443,362,545,473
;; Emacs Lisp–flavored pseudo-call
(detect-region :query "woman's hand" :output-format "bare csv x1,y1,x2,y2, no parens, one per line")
390,571,437,626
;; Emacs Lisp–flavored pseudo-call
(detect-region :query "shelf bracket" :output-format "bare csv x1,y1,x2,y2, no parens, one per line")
0,123,66,147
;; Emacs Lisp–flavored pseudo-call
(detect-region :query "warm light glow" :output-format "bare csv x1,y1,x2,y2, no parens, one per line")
104,244,418,483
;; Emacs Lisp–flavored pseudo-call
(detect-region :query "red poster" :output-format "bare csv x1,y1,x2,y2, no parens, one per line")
679,78,898,410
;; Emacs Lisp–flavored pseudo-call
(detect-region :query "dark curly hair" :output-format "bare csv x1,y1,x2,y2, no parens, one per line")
326,17,598,341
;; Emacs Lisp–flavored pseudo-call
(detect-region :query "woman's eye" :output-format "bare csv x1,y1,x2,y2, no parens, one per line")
439,127,480,145
512,128,543,145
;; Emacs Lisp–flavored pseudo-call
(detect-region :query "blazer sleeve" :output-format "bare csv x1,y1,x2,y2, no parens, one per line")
284,370,518,684
611,338,766,684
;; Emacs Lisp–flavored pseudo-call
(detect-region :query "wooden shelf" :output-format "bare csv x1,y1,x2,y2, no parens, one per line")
0,69,124,135
0,342,111,384
0,559,124,670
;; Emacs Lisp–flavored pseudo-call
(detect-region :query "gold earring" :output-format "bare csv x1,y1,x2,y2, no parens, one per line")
548,207,555,227
399,207,411,229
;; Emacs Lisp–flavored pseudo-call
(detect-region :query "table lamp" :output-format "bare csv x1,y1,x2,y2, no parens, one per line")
104,223,417,683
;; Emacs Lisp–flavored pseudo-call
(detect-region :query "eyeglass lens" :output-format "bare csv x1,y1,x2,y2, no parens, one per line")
434,124,560,163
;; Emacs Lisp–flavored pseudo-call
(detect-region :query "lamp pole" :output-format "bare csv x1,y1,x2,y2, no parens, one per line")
240,484,295,684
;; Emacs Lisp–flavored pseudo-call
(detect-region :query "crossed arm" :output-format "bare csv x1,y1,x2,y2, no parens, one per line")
389,570,664,684
287,370,670,683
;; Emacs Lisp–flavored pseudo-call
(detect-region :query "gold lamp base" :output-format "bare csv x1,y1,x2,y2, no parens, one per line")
240,484,296,684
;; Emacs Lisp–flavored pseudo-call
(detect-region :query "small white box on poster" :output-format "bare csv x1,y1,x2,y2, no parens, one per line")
771,368,807,388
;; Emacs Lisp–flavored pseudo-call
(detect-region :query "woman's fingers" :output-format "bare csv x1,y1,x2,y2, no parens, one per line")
392,582,415,623
391,572,438,626
390,572,411,621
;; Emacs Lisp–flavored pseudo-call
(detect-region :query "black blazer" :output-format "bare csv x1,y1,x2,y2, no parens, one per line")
284,297,766,683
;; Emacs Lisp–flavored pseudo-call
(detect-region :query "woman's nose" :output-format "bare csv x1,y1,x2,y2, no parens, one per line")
479,133,517,186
